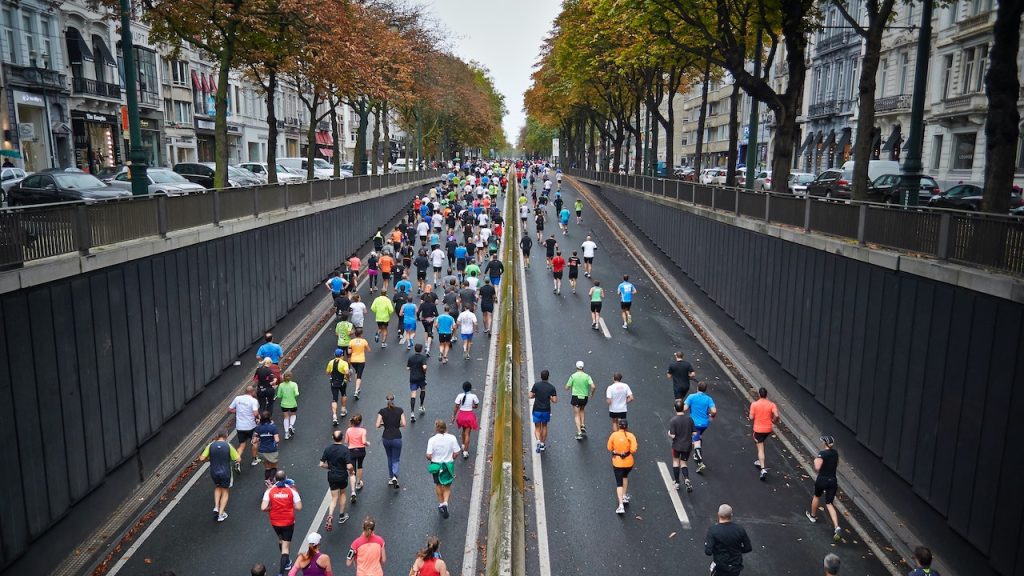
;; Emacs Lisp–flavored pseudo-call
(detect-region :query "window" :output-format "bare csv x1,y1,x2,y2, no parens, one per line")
975,44,988,93
945,0,958,26
906,2,915,25
880,59,889,97
836,61,845,100
962,45,988,93
22,14,35,67
193,74,206,115
1017,129,1024,172
175,101,193,125
135,48,159,104
932,134,943,169
164,97,173,121
898,52,909,94
941,54,954,97
2,8,17,64
171,60,189,84
951,133,976,170
969,0,991,16
823,64,832,98
39,15,52,69
849,61,858,99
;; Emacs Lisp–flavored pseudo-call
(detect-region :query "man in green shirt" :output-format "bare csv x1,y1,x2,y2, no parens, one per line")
275,372,300,439
565,361,596,441
370,293,395,347
336,313,354,349
465,261,481,279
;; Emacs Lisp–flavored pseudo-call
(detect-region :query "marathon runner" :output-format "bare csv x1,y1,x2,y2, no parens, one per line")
199,429,239,523
580,235,597,278
667,351,696,400
607,418,637,515
588,280,604,330
617,275,637,329
684,381,717,473
668,399,695,492
327,349,350,424
261,470,301,576
805,435,843,542
565,361,595,440
551,251,565,295
749,387,780,481
519,234,533,269
452,381,480,459
529,370,557,453
347,329,370,400
567,251,581,294
574,198,584,224
320,429,355,530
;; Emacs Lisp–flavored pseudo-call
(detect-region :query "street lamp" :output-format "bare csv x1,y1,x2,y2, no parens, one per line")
898,0,933,206
119,0,148,196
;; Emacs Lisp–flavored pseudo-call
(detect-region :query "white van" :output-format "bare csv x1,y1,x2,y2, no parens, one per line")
840,160,900,183
278,157,336,180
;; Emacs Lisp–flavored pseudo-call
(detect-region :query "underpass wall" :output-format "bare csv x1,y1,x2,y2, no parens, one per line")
0,185,420,570
586,181,1024,576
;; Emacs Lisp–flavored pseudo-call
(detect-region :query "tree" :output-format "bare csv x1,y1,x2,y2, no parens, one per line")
982,0,1024,213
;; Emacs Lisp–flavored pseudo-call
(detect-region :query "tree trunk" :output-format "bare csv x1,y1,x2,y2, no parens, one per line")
633,99,643,174
612,130,625,173
371,102,381,175
764,0,809,195
694,59,711,175
265,69,279,184
354,98,369,176
588,119,597,169
329,100,340,178
214,42,237,188
726,83,740,186
982,0,1023,213
305,101,318,181
851,27,885,200
382,101,390,174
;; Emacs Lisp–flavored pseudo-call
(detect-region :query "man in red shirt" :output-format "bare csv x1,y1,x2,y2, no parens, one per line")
261,470,303,575
551,251,566,295
748,387,780,481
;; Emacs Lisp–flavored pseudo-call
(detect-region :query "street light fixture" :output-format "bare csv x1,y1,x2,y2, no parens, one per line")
119,0,148,196
898,0,933,207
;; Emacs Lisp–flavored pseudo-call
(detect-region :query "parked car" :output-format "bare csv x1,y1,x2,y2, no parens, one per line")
867,174,941,204
806,168,853,199
94,165,125,183
107,167,206,196
928,184,1024,211
699,168,724,185
674,167,695,180
238,162,306,184
1,167,28,203
788,172,815,195
7,168,130,205
278,157,338,180
173,162,263,188
753,170,772,191
734,170,746,187
840,160,901,183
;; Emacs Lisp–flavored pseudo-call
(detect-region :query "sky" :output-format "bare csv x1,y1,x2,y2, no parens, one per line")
426,0,561,147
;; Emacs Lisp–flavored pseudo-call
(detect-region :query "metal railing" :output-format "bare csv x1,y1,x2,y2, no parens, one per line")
71,77,122,99
568,169,1024,276
0,170,440,271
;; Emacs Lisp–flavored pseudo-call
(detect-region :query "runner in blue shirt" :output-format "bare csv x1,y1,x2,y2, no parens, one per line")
326,272,348,298
395,276,413,295
257,333,284,364
401,301,418,350
559,207,571,236
436,306,456,364
684,382,717,474
616,275,638,329
454,244,469,280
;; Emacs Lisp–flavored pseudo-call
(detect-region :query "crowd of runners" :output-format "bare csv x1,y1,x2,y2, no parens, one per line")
198,160,513,576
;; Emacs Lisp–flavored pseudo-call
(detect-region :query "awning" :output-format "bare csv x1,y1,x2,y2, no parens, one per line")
191,70,202,92
882,125,901,153
65,28,94,64
825,129,836,148
208,73,217,93
316,131,332,146
92,34,117,66
318,146,334,158
0,149,22,159
836,128,851,152
800,131,815,155
202,73,211,94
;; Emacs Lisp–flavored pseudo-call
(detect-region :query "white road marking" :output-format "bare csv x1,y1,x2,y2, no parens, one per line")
597,317,611,339
656,461,691,529
519,198,553,576
296,490,333,555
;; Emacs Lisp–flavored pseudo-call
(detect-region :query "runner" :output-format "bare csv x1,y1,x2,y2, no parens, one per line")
565,361,596,440
350,294,368,331
379,251,395,294
320,429,356,531
261,470,302,576
326,270,348,302
607,418,638,515
336,312,354,352
484,253,504,287
605,373,634,429
408,537,449,576
451,381,480,459
668,399,695,492
401,297,418,350
543,234,558,270
414,249,431,293
347,328,370,399
436,305,456,364
418,292,438,354
805,435,843,542
616,275,637,329
275,371,299,440
704,504,752,575
684,381,717,473
426,420,461,519
667,351,696,400
567,251,581,294
454,242,469,281
749,387,781,481
429,245,447,287
407,343,429,421
519,234,533,269
551,250,565,294
376,393,405,488
199,429,239,522
457,304,478,360
529,370,558,453
558,204,571,236
288,533,332,575
574,198,584,224
588,281,604,330
228,385,260,469
478,278,497,335
253,410,281,486
370,293,394,348
255,358,279,417
344,414,369,503
580,235,597,278
908,547,938,576
347,517,386,575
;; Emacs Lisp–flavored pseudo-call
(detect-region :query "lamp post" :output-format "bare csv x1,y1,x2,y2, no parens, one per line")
899,0,933,207
118,0,147,196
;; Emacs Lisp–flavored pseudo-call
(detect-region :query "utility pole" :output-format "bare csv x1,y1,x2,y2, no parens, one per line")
745,29,762,190
118,0,148,196
899,0,933,206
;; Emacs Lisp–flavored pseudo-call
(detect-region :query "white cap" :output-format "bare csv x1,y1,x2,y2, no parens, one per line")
307,532,322,546
575,361,584,369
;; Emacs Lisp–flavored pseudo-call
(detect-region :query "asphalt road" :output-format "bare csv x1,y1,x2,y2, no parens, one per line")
519,171,894,576
112,237,496,576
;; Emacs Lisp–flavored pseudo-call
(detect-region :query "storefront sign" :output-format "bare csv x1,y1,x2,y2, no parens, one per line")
196,120,215,131
227,125,241,133
79,112,116,123
17,93,44,106
18,123,35,141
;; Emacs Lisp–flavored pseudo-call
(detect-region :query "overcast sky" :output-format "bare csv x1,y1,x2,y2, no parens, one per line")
426,0,561,146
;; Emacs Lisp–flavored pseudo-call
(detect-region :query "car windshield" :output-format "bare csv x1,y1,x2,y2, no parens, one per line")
277,165,300,174
95,166,121,179
227,166,252,178
313,158,332,169
53,173,106,189
795,174,814,184
149,170,189,184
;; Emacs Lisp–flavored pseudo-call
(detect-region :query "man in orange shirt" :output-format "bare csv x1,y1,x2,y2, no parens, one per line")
607,418,638,515
748,387,780,481
378,252,395,294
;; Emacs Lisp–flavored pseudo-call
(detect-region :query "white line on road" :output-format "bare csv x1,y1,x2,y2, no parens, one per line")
656,461,691,529
519,202,553,576
598,317,611,339
296,490,333,555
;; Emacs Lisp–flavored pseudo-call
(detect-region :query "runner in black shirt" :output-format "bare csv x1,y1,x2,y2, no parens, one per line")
667,351,697,400
668,399,695,492
806,435,842,542
406,344,429,420
478,279,497,335
484,254,504,287
543,235,558,270
320,430,355,529
519,234,533,269
567,251,581,294
704,505,752,575
529,370,558,453
414,250,431,293
418,299,438,353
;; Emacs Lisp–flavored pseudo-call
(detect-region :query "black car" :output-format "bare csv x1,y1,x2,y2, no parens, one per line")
7,168,130,206
805,168,853,199
928,184,1024,211
867,174,941,204
174,162,264,188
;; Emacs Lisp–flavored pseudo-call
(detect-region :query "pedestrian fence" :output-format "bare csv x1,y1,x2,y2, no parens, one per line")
0,170,440,271
569,169,1024,276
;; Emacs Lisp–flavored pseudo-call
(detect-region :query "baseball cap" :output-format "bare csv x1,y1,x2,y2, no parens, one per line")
307,533,322,546
820,435,835,447
575,361,584,369
335,348,343,357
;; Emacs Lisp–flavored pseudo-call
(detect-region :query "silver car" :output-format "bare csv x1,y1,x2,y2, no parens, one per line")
108,167,207,196
788,172,816,195
239,162,306,184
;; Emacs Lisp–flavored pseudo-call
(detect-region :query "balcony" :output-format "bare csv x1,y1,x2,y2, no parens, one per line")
6,64,67,92
72,77,121,99
874,94,911,114
933,93,987,125
137,89,161,108
807,99,852,119
816,32,852,54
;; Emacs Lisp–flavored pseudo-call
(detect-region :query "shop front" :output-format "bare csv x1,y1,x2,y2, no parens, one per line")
11,90,73,172
121,108,163,168
72,110,121,174
196,118,214,162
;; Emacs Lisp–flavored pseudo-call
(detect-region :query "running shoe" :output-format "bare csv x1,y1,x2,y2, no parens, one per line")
374,332,380,342
213,508,219,520
392,477,400,489
833,527,842,542
217,512,228,522
351,492,357,504
536,443,543,454
753,459,762,468
759,468,768,481
411,414,417,423
673,481,680,490
388,477,396,486
805,511,817,523
441,504,450,519
419,406,426,415
356,480,364,490
622,323,627,329
540,443,546,451
252,457,262,466
462,450,469,459
381,342,388,348
685,479,693,493
354,391,360,400
233,461,241,474
574,433,583,441
289,427,295,437
615,504,625,515
696,462,707,474
332,418,339,427
622,494,631,504
339,512,350,524
340,408,348,417
580,425,587,434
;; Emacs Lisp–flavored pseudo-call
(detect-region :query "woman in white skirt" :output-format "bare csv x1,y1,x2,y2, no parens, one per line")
451,381,480,459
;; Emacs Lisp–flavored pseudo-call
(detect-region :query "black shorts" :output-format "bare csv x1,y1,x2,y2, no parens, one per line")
439,333,452,343
673,385,690,400
237,428,255,444
481,302,494,313
620,301,632,311
417,270,428,279
590,302,603,313
456,259,467,271
521,248,530,256
814,477,838,504
212,473,232,489
575,210,582,217
609,410,627,420
328,474,349,491
537,223,544,231
422,321,435,333
613,466,632,487
583,257,594,264
351,362,366,377
753,431,771,443
376,321,389,329
568,269,579,279
273,524,295,542
349,447,366,468
570,396,588,408
331,385,347,402
672,448,691,461
281,405,297,414
382,272,392,280
553,270,563,279
433,266,442,273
